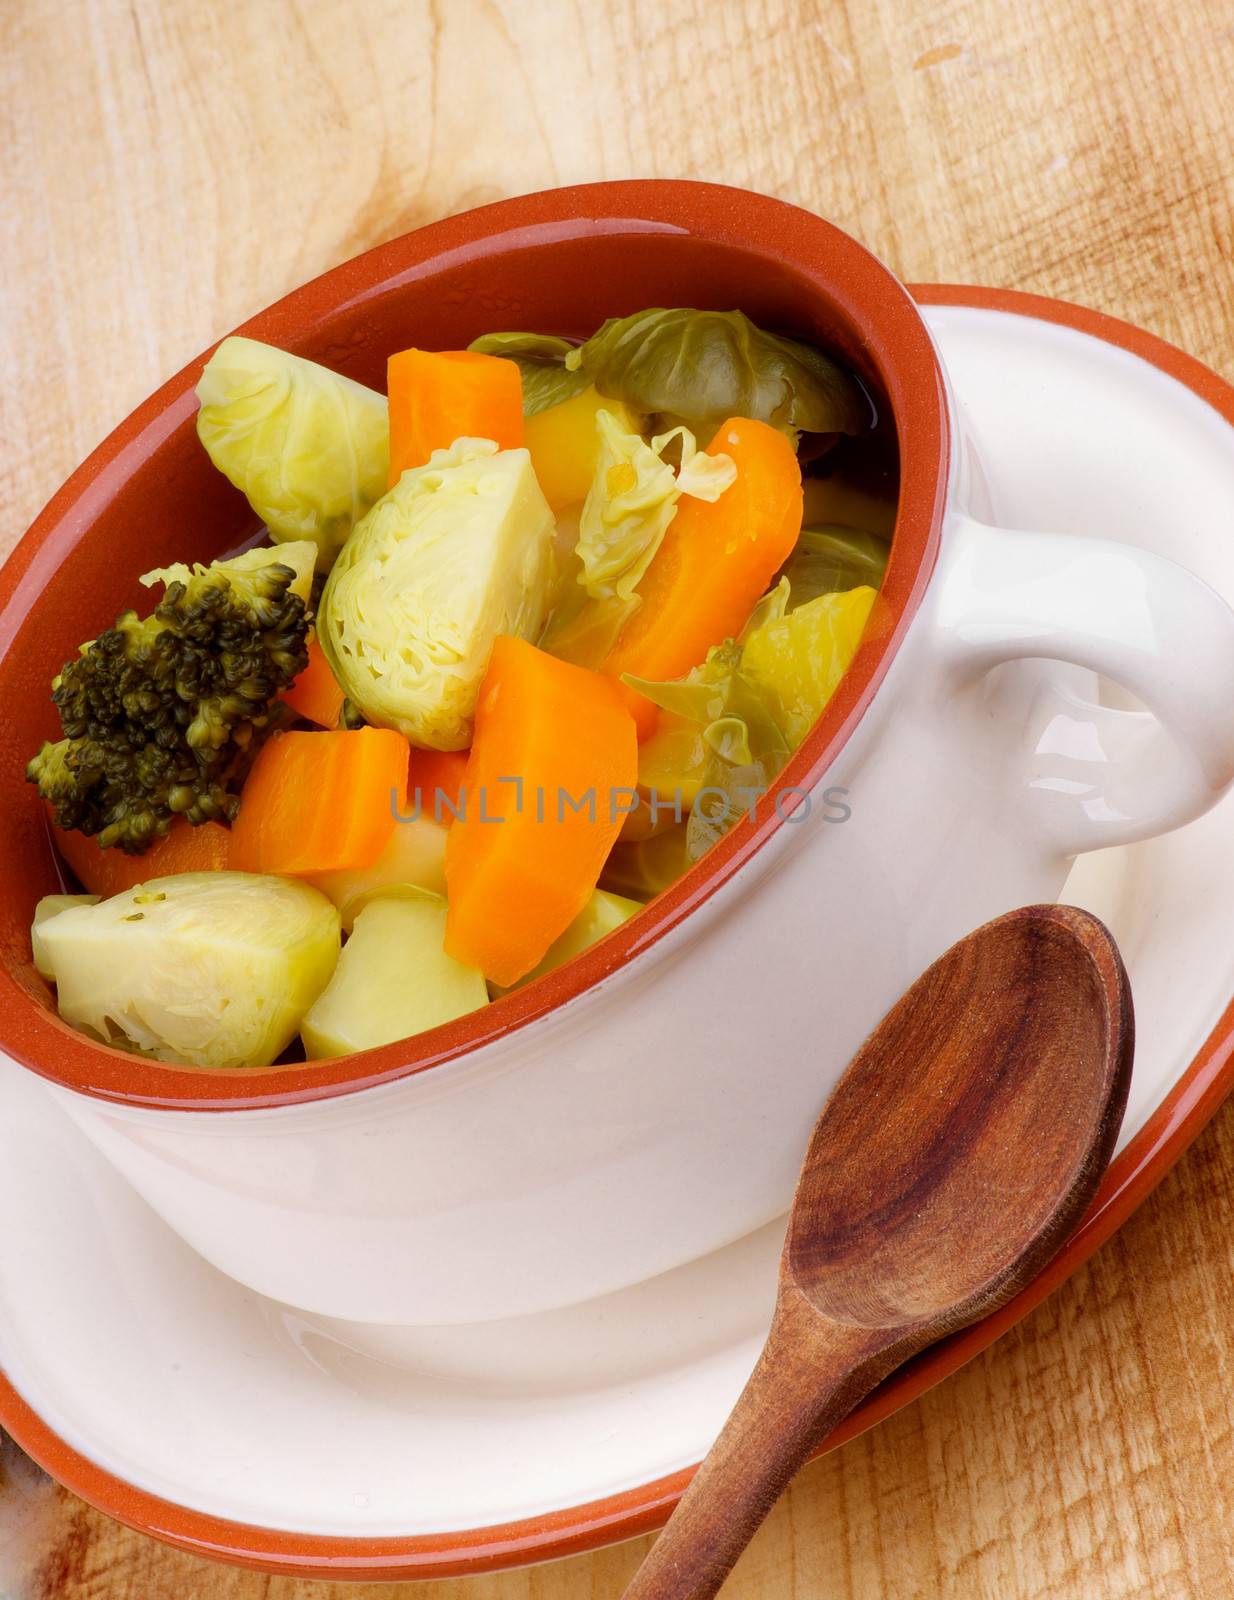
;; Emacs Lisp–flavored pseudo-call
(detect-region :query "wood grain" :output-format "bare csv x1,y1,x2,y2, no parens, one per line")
4,0,1234,1596
625,906,1133,1599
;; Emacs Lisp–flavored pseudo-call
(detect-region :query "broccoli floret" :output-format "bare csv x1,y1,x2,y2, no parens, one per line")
27,550,311,853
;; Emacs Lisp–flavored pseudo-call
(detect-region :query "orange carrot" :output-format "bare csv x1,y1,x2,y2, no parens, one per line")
283,636,345,728
603,417,803,738
387,349,524,484
229,727,408,877
408,747,470,824
52,815,232,898
444,637,638,986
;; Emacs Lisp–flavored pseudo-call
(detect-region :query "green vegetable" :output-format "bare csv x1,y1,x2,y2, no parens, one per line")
497,888,642,991
575,412,735,602
38,872,340,1068
741,585,878,746
600,825,693,901
564,308,870,440
624,602,791,859
196,336,390,570
540,590,640,670
623,580,877,854
27,543,315,853
301,889,487,1058
466,332,590,415
780,526,889,609
31,894,98,980
318,439,555,750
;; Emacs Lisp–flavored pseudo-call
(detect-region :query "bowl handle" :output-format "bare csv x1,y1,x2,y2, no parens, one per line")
937,514,1234,855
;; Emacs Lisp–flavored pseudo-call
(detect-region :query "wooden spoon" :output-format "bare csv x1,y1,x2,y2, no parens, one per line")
623,903,1133,1600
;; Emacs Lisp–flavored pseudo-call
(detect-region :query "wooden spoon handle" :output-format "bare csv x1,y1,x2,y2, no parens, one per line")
623,1291,901,1600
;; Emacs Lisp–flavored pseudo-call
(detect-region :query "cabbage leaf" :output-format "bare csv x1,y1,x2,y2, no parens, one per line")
780,525,888,609
622,578,876,857
575,412,735,602
624,637,789,860
196,337,390,570
740,584,878,746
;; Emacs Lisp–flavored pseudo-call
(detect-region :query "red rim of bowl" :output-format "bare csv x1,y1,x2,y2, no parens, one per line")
0,179,949,1111
0,283,1232,1579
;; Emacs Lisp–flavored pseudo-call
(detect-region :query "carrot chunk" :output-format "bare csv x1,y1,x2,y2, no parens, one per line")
444,637,638,985
408,747,470,824
229,727,408,877
282,636,346,728
387,349,524,484
603,417,803,737
52,815,232,898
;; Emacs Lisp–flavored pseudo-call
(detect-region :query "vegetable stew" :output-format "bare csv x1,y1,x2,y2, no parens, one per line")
26,307,898,1068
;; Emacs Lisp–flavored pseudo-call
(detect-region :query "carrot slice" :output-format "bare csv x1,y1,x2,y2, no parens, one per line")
408,747,470,824
387,349,524,484
603,417,803,737
52,815,232,898
283,636,345,728
444,637,638,986
229,727,408,877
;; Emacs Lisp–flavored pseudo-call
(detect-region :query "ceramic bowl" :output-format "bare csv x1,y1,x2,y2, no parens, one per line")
2,181,1234,1325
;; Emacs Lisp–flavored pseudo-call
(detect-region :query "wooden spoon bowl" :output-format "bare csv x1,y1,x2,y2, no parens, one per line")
624,904,1133,1600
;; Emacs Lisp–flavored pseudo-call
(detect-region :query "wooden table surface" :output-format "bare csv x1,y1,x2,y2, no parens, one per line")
4,1,1234,1595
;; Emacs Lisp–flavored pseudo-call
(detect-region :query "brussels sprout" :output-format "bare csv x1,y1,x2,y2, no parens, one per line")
31,894,98,980
565,309,870,440
467,332,590,415
779,526,889,608
318,439,555,750
196,337,390,570
740,585,878,747
301,889,487,1059
38,872,340,1069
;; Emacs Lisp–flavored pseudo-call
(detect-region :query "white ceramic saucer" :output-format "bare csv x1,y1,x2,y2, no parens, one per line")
3,287,1234,1580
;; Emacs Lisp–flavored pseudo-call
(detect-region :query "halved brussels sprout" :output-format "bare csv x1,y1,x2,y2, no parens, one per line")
196,337,390,570
318,439,555,750
38,872,340,1069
